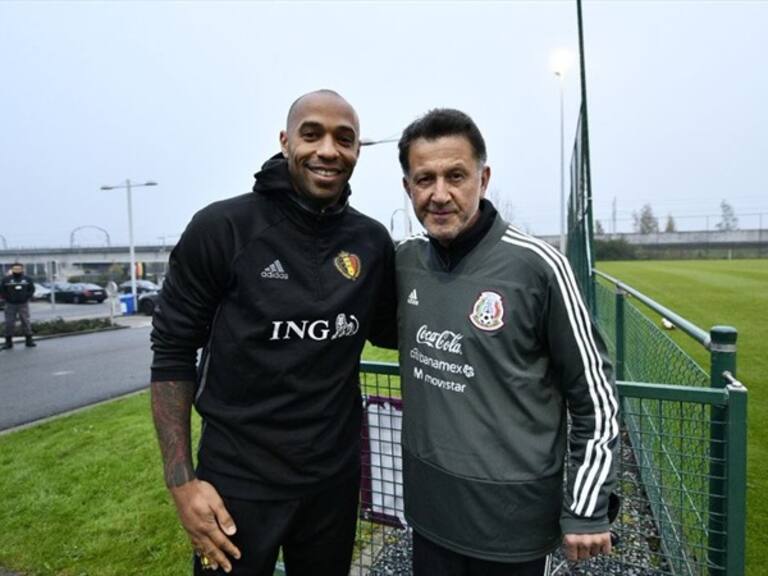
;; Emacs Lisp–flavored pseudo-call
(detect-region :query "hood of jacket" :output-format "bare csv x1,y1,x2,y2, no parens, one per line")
252,154,351,219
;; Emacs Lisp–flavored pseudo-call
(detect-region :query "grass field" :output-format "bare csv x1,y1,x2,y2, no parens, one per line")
598,259,767,575
0,346,398,576
0,260,763,575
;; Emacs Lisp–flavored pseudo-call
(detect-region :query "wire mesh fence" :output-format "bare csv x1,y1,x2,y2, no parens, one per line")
594,282,709,388
590,277,745,575
614,387,724,576
349,363,744,576
566,104,595,311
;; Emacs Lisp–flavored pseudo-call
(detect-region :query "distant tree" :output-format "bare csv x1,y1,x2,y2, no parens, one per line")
633,204,659,234
499,201,515,224
664,215,677,233
107,262,128,282
594,219,605,235
716,200,739,231
487,188,515,223
594,238,637,260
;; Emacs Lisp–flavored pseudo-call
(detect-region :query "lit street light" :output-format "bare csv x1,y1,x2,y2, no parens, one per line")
100,179,158,311
551,49,574,254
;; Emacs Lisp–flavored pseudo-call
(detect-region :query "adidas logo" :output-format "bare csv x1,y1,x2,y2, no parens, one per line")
407,289,419,306
261,259,289,280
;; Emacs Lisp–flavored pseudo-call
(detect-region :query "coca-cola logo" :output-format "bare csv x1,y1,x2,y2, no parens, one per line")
416,325,463,355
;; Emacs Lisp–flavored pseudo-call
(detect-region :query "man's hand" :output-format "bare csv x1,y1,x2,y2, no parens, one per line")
563,532,612,561
171,479,241,573
151,381,241,571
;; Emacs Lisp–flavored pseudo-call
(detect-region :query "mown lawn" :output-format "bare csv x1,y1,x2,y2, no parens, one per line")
0,392,190,576
0,347,397,576
598,259,767,576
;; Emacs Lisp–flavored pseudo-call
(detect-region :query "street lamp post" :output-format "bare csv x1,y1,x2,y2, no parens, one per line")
361,133,411,239
551,49,574,254
555,70,565,253
100,179,158,311
70,225,111,248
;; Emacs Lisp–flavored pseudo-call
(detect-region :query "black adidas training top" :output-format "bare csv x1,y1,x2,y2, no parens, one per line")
151,155,397,499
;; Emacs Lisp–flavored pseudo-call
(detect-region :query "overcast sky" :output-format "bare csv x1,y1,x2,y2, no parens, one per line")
1,0,766,248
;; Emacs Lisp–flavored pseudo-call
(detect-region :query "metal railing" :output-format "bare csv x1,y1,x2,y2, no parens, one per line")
593,270,747,575
351,359,747,576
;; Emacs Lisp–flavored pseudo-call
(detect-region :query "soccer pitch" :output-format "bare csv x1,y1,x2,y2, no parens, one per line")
597,259,767,575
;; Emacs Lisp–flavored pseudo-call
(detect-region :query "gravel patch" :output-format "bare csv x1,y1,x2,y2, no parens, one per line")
366,530,412,576
363,431,671,575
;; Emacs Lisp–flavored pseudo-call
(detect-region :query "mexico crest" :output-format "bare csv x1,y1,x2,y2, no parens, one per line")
334,251,361,280
469,291,505,331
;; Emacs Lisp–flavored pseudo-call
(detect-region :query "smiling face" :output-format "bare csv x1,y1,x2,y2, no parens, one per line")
279,92,360,206
403,135,490,246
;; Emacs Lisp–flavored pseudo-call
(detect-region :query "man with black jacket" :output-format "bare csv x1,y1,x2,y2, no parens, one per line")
150,90,396,575
396,109,619,575
2,262,37,349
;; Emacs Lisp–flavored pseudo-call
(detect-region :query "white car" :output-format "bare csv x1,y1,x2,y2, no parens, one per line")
33,283,52,301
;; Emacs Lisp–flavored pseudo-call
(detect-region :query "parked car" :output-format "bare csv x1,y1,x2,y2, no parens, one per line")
138,290,160,315
119,280,161,295
49,282,107,304
33,283,51,301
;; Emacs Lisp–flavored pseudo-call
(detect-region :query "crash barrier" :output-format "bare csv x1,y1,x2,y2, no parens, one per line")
353,322,747,576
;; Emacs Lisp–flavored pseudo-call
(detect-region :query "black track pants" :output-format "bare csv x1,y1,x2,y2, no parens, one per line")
193,474,360,576
412,530,551,576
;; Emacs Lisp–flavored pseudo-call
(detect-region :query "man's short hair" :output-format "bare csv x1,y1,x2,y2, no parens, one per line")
286,89,347,130
398,108,487,175
11,262,23,267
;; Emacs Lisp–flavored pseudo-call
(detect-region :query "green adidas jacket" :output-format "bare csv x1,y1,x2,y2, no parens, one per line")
396,214,619,562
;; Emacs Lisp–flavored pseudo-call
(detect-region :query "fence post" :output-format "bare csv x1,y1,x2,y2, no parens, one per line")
725,380,748,576
614,286,625,381
708,325,738,575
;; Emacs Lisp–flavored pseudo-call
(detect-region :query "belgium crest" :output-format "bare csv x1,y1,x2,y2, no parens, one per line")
334,251,361,280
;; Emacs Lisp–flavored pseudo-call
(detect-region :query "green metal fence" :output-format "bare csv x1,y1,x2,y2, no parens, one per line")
592,271,747,576
559,2,745,573
351,357,747,576
566,104,595,313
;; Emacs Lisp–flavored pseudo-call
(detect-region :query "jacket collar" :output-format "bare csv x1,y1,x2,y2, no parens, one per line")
429,199,498,271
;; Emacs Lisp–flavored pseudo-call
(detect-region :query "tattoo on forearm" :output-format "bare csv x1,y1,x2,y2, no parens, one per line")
151,380,196,488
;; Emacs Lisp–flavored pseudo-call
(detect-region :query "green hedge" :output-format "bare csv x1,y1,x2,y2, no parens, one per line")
1,317,116,337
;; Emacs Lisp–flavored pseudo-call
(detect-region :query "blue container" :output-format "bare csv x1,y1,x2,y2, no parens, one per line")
119,293,136,315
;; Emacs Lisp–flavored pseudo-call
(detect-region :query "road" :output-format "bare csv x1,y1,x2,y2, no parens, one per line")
0,325,153,431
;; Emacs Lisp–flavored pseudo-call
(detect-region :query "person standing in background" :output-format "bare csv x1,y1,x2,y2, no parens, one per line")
2,262,37,349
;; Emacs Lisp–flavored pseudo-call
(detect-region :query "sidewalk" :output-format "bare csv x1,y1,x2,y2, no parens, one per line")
112,313,153,329
4,312,152,345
